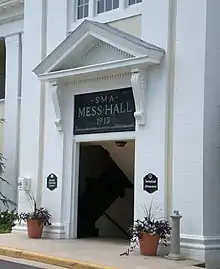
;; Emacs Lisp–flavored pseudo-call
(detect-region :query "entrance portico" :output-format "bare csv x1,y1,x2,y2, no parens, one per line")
16,19,165,239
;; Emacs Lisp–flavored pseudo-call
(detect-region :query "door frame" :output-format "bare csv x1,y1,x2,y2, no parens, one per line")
70,131,136,239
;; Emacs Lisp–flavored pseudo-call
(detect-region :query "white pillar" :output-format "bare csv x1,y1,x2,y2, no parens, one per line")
203,1,220,268
40,0,68,239
172,0,207,262
16,0,47,221
41,82,65,239
2,33,22,208
137,0,171,221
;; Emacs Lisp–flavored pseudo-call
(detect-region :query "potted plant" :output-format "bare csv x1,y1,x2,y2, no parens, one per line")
0,209,18,234
19,194,51,239
121,201,171,256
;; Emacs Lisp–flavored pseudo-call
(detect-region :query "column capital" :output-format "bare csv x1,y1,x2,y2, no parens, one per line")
5,33,21,47
131,68,147,126
50,81,62,132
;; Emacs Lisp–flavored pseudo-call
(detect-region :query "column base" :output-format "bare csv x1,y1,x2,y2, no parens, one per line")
12,222,66,239
164,253,185,261
180,234,220,269
43,222,66,239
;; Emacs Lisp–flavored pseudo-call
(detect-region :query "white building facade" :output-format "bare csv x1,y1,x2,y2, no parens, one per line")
1,0,220,267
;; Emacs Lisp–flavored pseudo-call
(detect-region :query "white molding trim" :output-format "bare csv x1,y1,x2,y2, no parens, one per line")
38,56,159,81
43,222,66,239
13,222,66,239
0,0,24,24
74,131,135,143
0,19,23,37
51,82,62,132
4,31,20,45
131,68,147,126
179,234,220,262
181,234,220,250
66,71,131,86
80,40,133,62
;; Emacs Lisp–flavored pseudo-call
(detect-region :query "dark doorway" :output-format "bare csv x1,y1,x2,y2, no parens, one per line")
0,39,5,100
77,140,134,239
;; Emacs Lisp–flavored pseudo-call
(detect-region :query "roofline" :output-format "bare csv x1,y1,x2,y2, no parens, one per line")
33,19,165,76
37,55,161,82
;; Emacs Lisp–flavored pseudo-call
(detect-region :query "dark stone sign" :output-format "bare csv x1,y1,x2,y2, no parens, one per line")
47,173,58,191
143,173,158,194
74,88,135,135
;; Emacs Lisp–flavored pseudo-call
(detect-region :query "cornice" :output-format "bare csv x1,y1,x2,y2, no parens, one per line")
68,71,131,85
0,0,24,24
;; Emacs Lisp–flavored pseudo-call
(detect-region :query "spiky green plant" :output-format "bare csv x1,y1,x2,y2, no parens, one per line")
0,118,16,208
120,199,171,256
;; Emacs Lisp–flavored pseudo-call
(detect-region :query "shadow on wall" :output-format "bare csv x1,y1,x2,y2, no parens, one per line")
100,140,135,183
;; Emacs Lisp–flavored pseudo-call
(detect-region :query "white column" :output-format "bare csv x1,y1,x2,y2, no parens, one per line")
40,0,68,239
119,0,125,10
41,82,65,239
88,0,95,18
203,1,220,268
2,33,22,208
172,0,207,262
16,0,47,220
137,0,171,221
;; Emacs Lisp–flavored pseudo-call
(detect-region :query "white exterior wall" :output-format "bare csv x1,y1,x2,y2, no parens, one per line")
143,0,220,266
109,15,141,38
1,0,219,267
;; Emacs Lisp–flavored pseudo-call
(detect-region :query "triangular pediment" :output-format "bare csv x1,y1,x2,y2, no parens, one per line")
33,20,165,77
53,39,134,71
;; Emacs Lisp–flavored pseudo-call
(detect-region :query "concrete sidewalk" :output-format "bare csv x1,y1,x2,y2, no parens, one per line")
0,234,202,269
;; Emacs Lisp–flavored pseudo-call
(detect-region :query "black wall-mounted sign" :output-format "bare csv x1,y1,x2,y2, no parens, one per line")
143,173,158,194
47,173,58,191
74,88,135,135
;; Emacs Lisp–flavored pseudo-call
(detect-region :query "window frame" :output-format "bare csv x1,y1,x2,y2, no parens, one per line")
127,0,142,7
76,0,89,20
68,0,142,31
96,0,120,15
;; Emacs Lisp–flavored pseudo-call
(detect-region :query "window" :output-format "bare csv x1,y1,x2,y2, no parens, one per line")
77,0,89,20
128,0,142,6
97,0,119,14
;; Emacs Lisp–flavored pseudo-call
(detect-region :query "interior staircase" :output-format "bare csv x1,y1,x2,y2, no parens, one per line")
77,146,133,238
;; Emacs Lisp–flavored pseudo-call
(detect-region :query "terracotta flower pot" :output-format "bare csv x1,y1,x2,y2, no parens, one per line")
139,233,160,256
27,219,44,239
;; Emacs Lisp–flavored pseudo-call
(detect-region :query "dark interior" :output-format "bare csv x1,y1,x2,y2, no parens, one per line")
77,143,134,239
